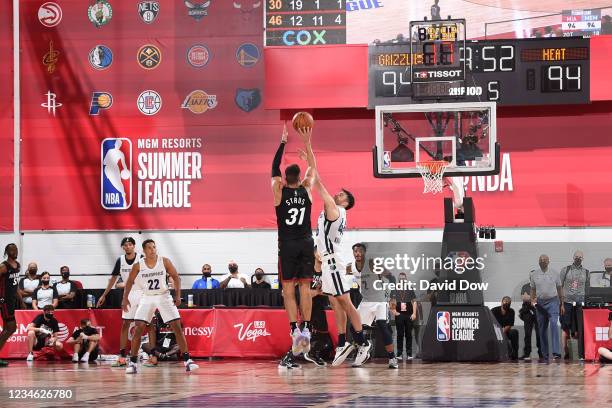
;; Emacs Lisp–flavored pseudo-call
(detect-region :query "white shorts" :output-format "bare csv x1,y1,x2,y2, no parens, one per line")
133,292,181,324
358,301,388,326
122,290,142,320
321,257,352,297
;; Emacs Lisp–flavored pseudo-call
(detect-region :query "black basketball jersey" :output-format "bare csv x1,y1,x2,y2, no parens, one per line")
276,186,312,241
0,260,20,300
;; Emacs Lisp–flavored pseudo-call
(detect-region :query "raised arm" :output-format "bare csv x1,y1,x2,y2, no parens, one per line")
271,124,288,206
296,127,317,191
164,257,182,307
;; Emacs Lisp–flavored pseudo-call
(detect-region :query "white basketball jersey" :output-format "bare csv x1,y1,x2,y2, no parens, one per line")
316,206,347,257
136,256,169,295
119,253,141,283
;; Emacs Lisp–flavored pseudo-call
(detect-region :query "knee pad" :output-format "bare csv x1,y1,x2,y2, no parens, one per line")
376,320,393,346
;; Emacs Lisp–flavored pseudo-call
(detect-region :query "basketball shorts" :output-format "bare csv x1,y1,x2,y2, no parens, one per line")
122,289,143,320
0,296,17,322
321,256,351,297
278,237,314,282
33,334,52,351
358,301,389,326
134,293,180,324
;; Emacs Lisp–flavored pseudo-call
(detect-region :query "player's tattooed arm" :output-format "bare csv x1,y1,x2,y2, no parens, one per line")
122,262,140,312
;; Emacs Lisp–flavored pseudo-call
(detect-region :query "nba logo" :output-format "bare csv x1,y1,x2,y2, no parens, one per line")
101,138,132,210
436,311,451,341
383,151,391,169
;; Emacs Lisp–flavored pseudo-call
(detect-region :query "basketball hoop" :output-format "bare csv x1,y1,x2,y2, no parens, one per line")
416,161,449,194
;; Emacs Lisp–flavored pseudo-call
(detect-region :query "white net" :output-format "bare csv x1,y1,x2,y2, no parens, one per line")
416,161,449,194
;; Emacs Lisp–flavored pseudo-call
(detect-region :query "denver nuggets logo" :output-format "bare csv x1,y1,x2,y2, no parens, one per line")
236,43,260,67
138,45,162,69
101,138,132,210
90,92,113,115
181,90,217,114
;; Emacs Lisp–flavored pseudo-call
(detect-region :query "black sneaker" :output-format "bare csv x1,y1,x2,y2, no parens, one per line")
552,354,562,360
304,352,327,367
279,352,300,369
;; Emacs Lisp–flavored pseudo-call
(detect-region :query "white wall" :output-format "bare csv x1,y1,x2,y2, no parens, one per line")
2,226,611,289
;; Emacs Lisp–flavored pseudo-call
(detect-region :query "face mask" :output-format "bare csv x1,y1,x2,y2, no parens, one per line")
203,272,211,278
606,267,612,273
44,313,53,319
573,258,582,266
539,262,547,270
42,280,50,286
229,266,238,273
62,272,70,279
502,304,510,310
255,274,264,280
29,268,38,275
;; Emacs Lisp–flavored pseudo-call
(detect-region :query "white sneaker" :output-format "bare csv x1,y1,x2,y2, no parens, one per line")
352,341,372,367
388,357,399,369
291,328,302,356
406,355,414,360
299,328,311,354
396,355,403,361
26,353,34,362
332,343,355,367
80,352,90,363
184,359,199,372
125,361,137,374
72,353,79,363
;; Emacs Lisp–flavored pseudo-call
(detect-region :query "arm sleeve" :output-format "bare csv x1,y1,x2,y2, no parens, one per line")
271,142,286,177
70,282,76,292
33,288,40,301
52,287,59,299
32,314,42,327
72,329,81,340
111,258,121,276
52,320,60,333
19,278,25,290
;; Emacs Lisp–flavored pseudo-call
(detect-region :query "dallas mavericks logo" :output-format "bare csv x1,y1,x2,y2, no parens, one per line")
89,45,113,70
101,138,132,210
235,88,260,112
436,311,451,341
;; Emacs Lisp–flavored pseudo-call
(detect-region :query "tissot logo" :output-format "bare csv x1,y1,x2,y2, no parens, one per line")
424,70,463,78
234,321,271,342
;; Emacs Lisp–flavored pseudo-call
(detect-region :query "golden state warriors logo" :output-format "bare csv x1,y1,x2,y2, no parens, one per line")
101,138,132,210
236,43,260,67
181,90,217,114
138,45,162,69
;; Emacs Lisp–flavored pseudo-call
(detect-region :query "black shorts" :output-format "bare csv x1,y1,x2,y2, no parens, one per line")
79,345,99,362
0,296,17,322
278,237,314,282
561,302,579,334
33,335,49,351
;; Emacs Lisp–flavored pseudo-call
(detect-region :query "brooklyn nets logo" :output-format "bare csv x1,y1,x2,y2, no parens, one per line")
138,1,160,24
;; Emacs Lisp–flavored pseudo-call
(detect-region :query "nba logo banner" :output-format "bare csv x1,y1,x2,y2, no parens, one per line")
436,311,451,341
101,138,132,210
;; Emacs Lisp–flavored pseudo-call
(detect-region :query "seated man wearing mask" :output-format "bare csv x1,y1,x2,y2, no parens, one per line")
55,266,77,309
491,296,519,360
220,261,250,289
66,318,100,363
25,305,63,361
251,268,271,289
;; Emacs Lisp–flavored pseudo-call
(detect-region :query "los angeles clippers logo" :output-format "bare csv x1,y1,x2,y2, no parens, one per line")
234,321,271,342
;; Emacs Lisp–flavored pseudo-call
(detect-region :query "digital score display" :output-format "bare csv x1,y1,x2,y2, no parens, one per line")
368,38,590,107
265,0,346,47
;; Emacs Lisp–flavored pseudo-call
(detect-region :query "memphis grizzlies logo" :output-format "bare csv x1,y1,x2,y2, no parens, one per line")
235,88,260,112
436,311,451,341
101,138,132,210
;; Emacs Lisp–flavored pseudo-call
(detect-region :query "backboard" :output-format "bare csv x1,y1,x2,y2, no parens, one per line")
373,102,500,178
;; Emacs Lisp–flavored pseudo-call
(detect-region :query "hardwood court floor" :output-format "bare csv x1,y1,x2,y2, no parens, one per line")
0,359,610,407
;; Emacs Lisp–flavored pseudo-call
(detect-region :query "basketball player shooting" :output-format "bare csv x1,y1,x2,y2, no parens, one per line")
296,129,372,367
272,122,315,369
121,239,198,374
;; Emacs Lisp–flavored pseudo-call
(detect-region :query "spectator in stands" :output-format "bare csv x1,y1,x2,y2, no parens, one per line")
55,266,77,309
430,0,441,20
543,26,554,37
519,283,542,360
18,262,39,309
590,258,612,287
597,311,612,363
530,254,563,361
66,318,100,363
26,305,63,361
602,15,612,35
32,271,58,310
492,296,519,360
560,251,588,360
251,268,271,289
220,261,250,288
192,264,220,289
390,272,417,360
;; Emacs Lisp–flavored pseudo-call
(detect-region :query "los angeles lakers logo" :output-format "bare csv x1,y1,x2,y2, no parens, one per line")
137,45,162,69
181,90,217,114
236,43,260,67
43,40,60,74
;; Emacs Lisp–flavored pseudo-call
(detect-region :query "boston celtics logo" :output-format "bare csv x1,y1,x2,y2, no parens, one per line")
88,0,113,28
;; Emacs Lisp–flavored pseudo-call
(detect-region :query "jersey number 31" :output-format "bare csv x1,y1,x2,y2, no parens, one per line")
285,207,306,225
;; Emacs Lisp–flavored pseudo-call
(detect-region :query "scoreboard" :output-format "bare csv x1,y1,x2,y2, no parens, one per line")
265,0,346,47
368,37,590,107
562,9,601,37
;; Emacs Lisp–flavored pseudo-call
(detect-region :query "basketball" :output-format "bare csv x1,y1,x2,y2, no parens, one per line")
292,111,314,131
120,169,130,180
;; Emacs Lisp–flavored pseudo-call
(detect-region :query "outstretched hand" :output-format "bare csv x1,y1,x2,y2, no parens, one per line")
296,127,312,145
281,122,288,144
297,149,307,162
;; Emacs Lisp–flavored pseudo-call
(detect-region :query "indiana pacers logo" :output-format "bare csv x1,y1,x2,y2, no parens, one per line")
38,2,63,27
236,43,260,67
43,40,60,74
181,90,217,114
138,45,162,69
90,92,113,115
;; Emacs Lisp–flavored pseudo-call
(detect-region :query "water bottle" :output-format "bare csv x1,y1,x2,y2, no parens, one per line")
87,294,94,308
206,279,212,289
272,277,279,290
187,294,194,307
